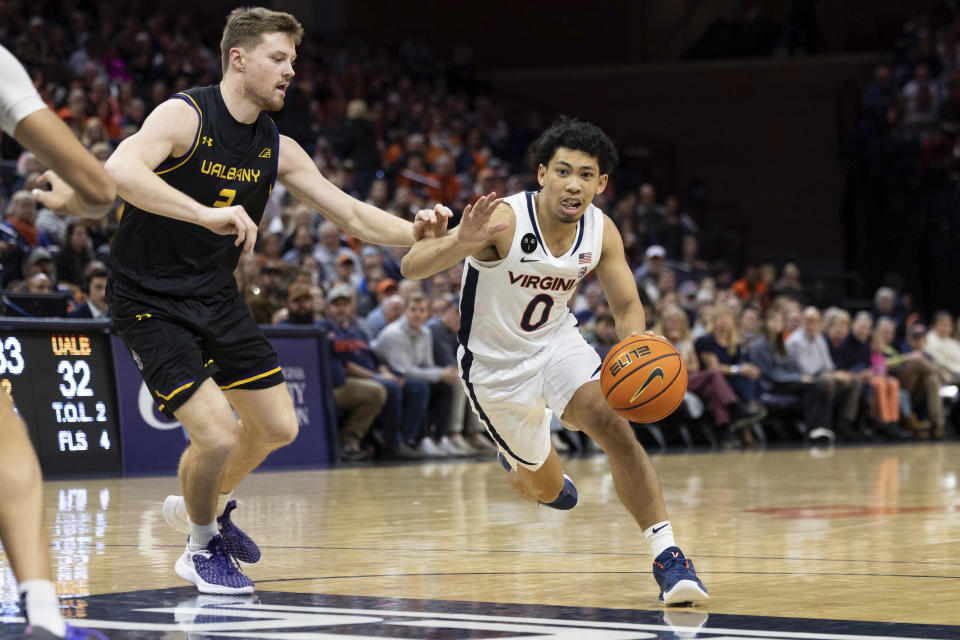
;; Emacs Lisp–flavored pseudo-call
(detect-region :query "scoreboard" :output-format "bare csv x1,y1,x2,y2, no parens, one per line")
0,320,121,475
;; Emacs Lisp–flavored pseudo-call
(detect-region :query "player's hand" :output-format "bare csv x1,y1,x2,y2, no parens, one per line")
413,204,452,240
201,205,258,252
31,170,75,215
631,329,668,342
455,192,506,246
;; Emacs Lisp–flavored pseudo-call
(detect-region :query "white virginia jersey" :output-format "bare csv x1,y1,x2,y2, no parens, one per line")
459,191,604,362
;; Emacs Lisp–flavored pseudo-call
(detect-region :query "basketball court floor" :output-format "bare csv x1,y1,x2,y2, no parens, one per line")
1,442,958,639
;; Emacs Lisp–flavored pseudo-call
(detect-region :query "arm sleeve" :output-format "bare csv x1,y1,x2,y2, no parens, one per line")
0,45,47,137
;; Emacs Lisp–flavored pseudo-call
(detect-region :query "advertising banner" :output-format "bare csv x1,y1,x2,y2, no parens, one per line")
112,328,337,475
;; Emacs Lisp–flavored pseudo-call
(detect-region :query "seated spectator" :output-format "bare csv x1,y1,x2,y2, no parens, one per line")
374,293,460,457
366,292,404,338
323,285,426,458
659,307,765,446
876,317,944,439
634,245,667,304
23,247,58,287
871,286,905,342
739,306,761,344
771,262,804,302
281,225,317,268
671,234,709,284
574,281,606,326
313,221,358,284
694,305,762,412
924,311,960,382
583,312,619,361
785,306,863,441
333,253,361,289
68,268,109,318
55,221,93,288
426,297,490,454
4,191,51,252
747,308,836,440
25,272,52,294
732,265,770,308
277,283,319,326
245,259,287,323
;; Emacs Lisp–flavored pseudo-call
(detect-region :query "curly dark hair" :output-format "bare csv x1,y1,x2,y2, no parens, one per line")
530,116,619,175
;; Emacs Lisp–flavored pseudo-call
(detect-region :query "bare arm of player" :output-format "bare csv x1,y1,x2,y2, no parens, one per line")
104,99,259,251
595,215,646,339
277,135,450,246
13,109,115,218
400,198,511,280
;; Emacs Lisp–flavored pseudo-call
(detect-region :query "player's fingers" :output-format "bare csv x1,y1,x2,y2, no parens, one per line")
435,203,453,219
34,170,54,188
487,221,509,235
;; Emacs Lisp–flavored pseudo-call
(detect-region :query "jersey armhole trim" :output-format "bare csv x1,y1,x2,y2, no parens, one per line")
155,93,202,176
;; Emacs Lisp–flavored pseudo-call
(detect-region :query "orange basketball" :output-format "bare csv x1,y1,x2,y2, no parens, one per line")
600,335,688,423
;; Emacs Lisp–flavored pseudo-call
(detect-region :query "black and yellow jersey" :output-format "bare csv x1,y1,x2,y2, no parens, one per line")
111,84,279,297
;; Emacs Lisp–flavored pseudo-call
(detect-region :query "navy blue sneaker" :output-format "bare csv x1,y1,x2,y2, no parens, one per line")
539,473,578,510
217,500,261,564
652,547,708,605
497,452,512,471
175,535,255,595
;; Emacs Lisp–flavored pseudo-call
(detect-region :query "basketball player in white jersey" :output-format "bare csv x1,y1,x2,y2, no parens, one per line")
402,117,707,605
1,44,113,639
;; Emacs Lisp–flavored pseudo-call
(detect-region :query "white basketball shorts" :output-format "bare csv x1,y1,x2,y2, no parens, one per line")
458,322,602,471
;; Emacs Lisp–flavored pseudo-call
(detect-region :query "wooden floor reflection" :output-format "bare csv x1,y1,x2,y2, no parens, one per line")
1,443,958,627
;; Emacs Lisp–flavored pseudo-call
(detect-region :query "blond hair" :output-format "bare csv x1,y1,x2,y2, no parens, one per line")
221,7,304,72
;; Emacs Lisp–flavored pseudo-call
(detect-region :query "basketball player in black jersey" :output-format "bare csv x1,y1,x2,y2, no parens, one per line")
104,7,497,594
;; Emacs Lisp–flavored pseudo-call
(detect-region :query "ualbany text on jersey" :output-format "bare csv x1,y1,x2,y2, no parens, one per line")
200,160,261,183
508,271,577,291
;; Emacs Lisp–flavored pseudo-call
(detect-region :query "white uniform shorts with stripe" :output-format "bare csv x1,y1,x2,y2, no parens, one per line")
458,324,602,471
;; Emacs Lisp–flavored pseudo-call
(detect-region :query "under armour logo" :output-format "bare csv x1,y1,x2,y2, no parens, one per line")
201,136,213,147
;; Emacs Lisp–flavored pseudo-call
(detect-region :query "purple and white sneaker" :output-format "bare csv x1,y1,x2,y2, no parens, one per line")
163,496,261,564
217,500,261,564
175,535,255,595
20,624,108,639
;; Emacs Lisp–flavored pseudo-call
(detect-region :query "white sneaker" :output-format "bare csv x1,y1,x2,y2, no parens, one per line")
437,436,464,456
174,536,255,595
163,495,190,533
416,438,444,457
449,433,478,454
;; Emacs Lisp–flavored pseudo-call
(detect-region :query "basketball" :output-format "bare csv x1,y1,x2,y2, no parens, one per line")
600,335,687,423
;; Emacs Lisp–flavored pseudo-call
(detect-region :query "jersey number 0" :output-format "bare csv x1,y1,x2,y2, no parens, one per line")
520,294,553,332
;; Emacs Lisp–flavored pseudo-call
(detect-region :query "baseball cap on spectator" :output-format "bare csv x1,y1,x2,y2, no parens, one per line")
377,278,398,295
645,245,666,259
25,247,53,269
288,283,311,302
328,284,354,303
337,254,355,265
360,246,380,259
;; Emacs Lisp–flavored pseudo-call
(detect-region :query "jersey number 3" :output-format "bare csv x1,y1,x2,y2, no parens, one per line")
212,188,236,208
520,294,553,331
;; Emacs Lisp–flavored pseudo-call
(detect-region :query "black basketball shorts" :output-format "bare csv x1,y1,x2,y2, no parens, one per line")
108,276,284,418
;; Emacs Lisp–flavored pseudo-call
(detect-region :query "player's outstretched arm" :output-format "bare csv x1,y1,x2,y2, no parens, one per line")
14,109,116,218
277,135,450,246
595,215,646,339
105,99,258,251
400,196,510,280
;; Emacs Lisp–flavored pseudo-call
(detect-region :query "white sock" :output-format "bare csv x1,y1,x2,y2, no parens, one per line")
19,579,66,636
643,520,676,559
216,491,233,516
188,518,219,551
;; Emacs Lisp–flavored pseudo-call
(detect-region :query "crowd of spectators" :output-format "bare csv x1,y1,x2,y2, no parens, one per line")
1,2,957,463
